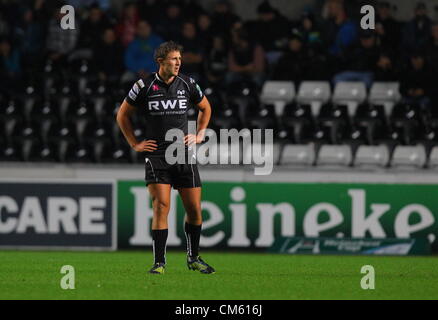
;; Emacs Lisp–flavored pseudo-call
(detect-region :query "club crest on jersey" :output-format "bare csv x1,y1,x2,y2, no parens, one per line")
177,90,185,95
152,84,159,91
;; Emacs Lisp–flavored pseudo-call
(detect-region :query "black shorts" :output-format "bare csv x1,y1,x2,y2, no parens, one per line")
144,156,202,189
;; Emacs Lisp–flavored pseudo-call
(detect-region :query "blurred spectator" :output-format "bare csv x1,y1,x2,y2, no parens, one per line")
46,5,79,69
31,0,57,26
67,0,112,12
374,51,399,82
180,21,204,82
322,0,357,57
0,38,22,95
297,11,323,49
197,13,213,52
271,34,309,86
138,0,160,27
401,2,431,53
93,27,124,84
246,1,290,65
375,1,400,51
0,11,10,37
182,0,205,22
426,22,438,73
400,52,433,110
124,20,163,81
226,26,265,88
154,1,184,41
77,2,111,50
210,0,240,40
115,2,139,47
333,30,380,89
204,35,228,87
14,6,45,69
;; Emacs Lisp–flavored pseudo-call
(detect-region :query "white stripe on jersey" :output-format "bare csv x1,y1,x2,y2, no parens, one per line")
128,90,137,100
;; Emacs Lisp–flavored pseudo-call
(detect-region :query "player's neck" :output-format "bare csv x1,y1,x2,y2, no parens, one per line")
158,70,176,85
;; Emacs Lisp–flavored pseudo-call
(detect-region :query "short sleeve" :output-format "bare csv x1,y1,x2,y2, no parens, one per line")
188,77,204,105
125,79,146,108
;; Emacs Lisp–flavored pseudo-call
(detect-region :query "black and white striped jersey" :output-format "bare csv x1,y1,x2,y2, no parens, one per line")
125,72,204,156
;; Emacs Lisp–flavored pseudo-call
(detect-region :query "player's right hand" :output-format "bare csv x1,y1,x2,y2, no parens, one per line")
133,140,158,152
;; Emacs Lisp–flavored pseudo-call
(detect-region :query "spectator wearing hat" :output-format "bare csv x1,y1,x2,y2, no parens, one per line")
93,27,124,85
401,2,432,53
332,30,380,89
226,25,265,88
270,34,309,87
246,1,290,65
179,21,204,83
204,35,228,87
375,1,401,51
210,0,240,40
297,11,323,49
154,1,184,41
399,51,433,112
77,3,111,51
374,51,400,82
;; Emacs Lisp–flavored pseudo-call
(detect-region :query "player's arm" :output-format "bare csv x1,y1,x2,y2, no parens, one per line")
185,96,212,146
116,100,157,152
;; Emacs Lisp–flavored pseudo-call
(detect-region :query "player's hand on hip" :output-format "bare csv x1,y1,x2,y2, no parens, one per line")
184,134,203,146
133,140,158,152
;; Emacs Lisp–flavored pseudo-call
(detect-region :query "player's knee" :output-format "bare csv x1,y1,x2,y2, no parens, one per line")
153,199,170,213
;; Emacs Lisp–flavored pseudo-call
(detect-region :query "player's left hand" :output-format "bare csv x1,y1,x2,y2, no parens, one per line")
184,134,203,146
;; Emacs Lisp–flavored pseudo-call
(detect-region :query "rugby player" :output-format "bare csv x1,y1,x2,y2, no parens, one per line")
117,41,215,274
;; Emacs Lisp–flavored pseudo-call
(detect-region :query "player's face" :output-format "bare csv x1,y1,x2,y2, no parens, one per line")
162,51,182,76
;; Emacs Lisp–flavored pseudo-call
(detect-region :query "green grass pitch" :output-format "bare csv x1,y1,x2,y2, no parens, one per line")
1,250,437,300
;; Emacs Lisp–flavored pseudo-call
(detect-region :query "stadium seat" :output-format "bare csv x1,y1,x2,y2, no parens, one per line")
390,145,427,169
391,103,421,145
247,106,276,131
354,145,390,168
296,81,331,118
0,142,22,162
282,103,314,144
242,142,281,166
316,144,353,167
368,82,401,120
279,143,315,166
354,103,387,145
427,146,438,169
28,142,58,163
332,82,367,119
197,140,243,166
260,81,295,118
108,144,131,163
317,103,350,144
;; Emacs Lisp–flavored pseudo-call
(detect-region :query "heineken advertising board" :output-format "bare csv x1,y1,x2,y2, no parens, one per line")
118,181,438,253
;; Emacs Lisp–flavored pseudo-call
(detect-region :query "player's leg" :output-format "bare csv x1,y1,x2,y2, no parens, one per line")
178,187,215,274
148,183,172,274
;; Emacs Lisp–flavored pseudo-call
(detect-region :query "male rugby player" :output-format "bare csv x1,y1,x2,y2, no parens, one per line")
117,41,215,274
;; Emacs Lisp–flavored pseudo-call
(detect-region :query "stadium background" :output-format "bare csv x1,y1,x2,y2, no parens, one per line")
1,0,438,300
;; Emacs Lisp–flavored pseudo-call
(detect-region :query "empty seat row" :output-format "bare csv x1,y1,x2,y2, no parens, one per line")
199,142,435,169
260,81,402,119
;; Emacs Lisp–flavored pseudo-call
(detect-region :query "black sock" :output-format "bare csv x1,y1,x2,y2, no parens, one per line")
152,229,168,264
185,223,202,258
